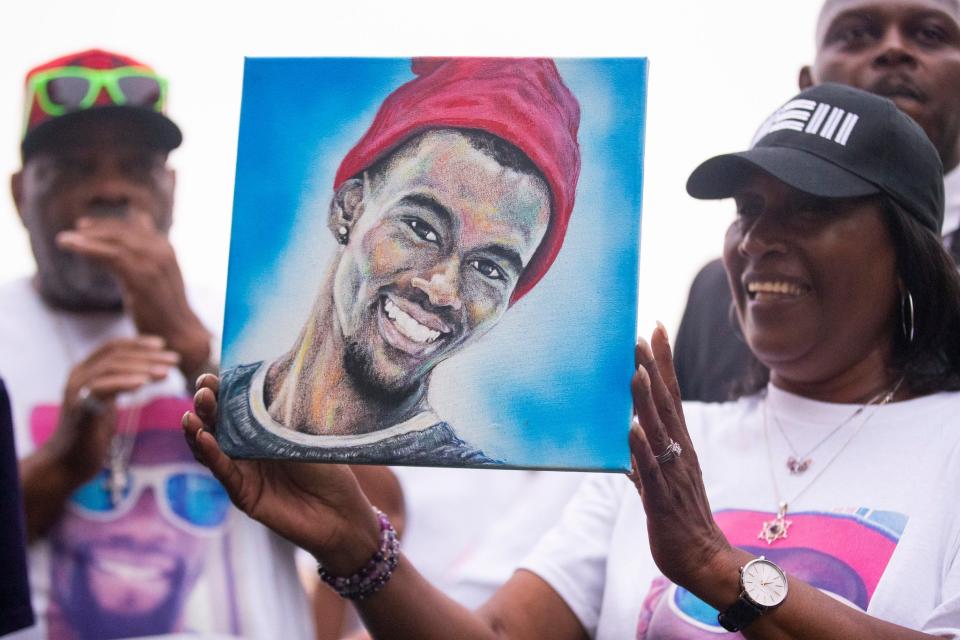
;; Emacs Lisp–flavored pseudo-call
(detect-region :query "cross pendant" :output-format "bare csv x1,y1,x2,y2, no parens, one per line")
106,463,129,507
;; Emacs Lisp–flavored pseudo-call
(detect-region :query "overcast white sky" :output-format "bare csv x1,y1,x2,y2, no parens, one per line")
0,0,821,338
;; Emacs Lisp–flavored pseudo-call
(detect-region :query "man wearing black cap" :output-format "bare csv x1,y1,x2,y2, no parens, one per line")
6,47,215,542
0,50,319,639
674,0,960,402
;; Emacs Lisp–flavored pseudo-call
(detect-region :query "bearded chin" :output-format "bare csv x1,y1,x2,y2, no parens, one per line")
343,340,422,405
59,553,188,639
32,240,124,311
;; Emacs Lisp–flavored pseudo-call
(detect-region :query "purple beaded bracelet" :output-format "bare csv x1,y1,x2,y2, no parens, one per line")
317,507,400,600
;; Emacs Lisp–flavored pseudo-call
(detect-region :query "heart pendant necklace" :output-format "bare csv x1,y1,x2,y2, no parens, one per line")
769,384,898,475
786,457,811,475
759,380,901,544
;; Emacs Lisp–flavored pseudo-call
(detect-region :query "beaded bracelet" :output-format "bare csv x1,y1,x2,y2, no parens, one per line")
317,506,400,600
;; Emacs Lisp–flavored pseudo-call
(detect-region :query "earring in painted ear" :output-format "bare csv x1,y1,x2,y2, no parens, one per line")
900,289,915,343
336,225,349,245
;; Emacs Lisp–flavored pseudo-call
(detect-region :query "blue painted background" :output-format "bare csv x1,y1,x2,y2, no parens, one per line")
223,58,646,471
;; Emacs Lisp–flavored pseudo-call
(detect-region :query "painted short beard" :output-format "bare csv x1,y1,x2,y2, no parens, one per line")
343,339,423,405
29,231,123,311
57,545,188,639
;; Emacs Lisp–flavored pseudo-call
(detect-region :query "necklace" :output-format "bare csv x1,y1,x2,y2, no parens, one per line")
759,379,902,544
770,385,897,475
51,310,143,506
105,393,142,505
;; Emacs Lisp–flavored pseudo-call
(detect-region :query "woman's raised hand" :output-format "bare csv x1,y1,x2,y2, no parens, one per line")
182,374,382,574
628,324,735,592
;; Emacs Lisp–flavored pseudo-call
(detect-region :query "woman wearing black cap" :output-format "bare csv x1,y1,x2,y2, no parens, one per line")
184,83,960,638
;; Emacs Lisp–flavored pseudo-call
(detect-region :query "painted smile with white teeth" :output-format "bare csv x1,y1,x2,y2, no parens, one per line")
747,281,807,299
384,298,445,344
95,557,170,581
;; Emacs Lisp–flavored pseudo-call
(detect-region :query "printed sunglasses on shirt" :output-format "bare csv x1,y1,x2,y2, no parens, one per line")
68,463,230,537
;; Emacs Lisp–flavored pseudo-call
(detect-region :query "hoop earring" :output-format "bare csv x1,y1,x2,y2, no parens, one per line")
336,225,349,245
900,290,915,344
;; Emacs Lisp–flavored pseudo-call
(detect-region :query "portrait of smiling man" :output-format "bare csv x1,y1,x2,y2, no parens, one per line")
217,57,587,466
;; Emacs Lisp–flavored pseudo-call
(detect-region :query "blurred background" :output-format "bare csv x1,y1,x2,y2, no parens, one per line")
0,0,820,338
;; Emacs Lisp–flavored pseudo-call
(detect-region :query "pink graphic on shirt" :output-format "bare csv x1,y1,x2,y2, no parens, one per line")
31,397,240,639
30,396,188,446
636,508,906,639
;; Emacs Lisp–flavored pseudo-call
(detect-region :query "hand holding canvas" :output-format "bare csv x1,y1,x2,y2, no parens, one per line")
627,326,745,596
56,211,213,378
183,375,384,575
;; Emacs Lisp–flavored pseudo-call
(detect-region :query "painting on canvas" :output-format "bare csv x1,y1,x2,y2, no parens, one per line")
219,57,646,471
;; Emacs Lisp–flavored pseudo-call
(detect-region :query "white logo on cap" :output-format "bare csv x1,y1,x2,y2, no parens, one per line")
752,99,860,147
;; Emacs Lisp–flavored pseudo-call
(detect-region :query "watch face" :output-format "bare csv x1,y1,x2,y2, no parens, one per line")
742,558,788,608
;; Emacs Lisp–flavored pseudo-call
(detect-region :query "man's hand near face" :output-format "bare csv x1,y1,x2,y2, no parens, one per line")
19,336,179,541
55,210,215,382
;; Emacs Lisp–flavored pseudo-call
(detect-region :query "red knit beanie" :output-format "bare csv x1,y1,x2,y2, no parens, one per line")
334,57,581,303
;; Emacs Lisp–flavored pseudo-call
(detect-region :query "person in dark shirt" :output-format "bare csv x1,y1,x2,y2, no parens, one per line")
674,258,755,402
0,378,33,637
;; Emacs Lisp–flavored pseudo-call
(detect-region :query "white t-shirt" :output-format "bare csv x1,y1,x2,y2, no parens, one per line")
449,470,592,607
523,386,960,639
0,277,313,640
394,466,587,608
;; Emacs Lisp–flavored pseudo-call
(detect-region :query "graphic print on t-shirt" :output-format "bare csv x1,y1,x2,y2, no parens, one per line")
31,397,240,639
636,508,907,638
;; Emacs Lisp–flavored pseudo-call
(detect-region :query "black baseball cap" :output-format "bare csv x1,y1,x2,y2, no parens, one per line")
686,83,944,234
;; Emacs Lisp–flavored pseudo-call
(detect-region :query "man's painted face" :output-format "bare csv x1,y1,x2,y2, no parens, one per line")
332,130,551,399
810,0,960,167
13,118,174,310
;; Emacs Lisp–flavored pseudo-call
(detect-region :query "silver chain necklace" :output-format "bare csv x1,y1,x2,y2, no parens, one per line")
51,310,142,506
769,384,897,475
759,379,902,544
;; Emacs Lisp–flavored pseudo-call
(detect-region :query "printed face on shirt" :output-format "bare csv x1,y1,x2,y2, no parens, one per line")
639,548,867,638
721,171,898,388
50,427,230,638
12,117,174,310
331,129,551,400
636,509,906,639
807,0,960,167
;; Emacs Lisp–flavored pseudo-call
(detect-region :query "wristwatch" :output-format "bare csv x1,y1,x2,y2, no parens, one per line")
717,556,788,632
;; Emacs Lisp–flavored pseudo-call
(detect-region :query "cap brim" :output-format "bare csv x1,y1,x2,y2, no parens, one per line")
686,146,880,200
22,106,182,159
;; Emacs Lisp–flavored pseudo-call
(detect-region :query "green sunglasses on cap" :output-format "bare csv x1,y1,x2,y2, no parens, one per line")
23,65,168,134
